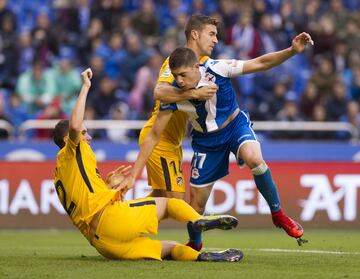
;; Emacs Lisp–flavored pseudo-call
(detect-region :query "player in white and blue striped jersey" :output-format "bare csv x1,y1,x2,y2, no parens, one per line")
124,32,313,244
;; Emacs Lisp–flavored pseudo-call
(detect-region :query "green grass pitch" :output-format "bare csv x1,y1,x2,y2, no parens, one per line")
0,229,359,279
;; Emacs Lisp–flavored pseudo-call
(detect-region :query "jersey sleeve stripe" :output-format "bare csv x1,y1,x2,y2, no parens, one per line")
76,145,94,193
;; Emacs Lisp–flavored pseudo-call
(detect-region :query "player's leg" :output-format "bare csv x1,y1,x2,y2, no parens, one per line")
189,183,214,214
154,197,238,231
187,145,231,250
236,140,303,238
161,241,243,262
161,241,199,260
237,141,282,212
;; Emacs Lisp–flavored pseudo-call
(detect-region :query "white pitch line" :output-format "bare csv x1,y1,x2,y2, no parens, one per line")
256,248,360,255
207,247,360,256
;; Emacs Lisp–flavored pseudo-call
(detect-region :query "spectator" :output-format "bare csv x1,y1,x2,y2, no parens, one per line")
273,99,303,139
261,79,289,120
158,0,188,33
131,0,159,47
325,81,348,121
50,47,82,116
310,56,337,98
337,101,360,140
106,101,130,143
16,31,34,74
6,93,29,133
35,97,66,139
77,17,104,65
95,32,126,79
121,33,151,90
342,17,360,53
299,81,322,120
128,50,163,118
0,12,17,89
230,9,262,59
164,11,188,46
87,55,105,100
90,76,118,119
307,104,334,140
0,0,16,31
31,12,59,66
332,40,349,73
311,15,336,56
349,64,360,101
0,92,10,139
16,61,57,114
324,0,349,33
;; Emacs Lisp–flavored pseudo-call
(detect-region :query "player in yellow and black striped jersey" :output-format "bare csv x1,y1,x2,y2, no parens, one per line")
53,68,242,262
139,56,211,197
138,15,220,200
121,14,220,251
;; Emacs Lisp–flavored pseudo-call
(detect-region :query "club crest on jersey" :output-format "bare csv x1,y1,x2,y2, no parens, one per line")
191,168,200,179
95,168,101,178
205,73,216,83
176,176,183,185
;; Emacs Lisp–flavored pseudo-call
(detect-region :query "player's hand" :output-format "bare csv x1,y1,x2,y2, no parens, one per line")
291,32,314,53
195,85,218,100
81,68,93,88
106,165,132,189
113,172,136,192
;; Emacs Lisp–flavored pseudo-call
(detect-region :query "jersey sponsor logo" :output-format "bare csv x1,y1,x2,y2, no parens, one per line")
191,168,200,179
205,73,216,83
160,66,171,78
210,60,219,66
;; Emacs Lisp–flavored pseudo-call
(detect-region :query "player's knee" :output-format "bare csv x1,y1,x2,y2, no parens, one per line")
250,161,268,175
246,157,263,169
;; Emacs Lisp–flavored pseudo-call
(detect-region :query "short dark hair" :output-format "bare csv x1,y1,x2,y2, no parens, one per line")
185,14,219,40
53,120,69,149
169,47,198,71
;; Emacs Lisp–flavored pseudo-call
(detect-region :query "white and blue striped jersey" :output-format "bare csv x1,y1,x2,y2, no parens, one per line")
160,58,245,133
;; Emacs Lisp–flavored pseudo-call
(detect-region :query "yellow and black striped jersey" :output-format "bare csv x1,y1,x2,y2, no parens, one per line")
54,138,118,240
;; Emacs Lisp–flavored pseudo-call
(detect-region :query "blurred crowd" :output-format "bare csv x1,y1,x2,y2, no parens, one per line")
0,0,359,141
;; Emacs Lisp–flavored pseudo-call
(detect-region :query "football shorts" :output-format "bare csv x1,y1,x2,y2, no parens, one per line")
145,141,185,193
91,198,162,260
190,111,258,187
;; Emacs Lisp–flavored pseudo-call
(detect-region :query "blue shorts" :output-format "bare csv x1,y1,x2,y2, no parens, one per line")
190,111,257,186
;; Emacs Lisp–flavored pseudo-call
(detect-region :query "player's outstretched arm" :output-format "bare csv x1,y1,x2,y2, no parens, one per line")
154,82,217,102
68,68,92,145
242,32,314,75
117,110,174,191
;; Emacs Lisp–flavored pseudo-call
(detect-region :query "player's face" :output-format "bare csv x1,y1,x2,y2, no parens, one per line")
197,24,218,56
80,124,92,145
172,64,201,90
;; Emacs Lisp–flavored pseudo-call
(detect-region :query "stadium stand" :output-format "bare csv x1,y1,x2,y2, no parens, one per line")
0,0,358,141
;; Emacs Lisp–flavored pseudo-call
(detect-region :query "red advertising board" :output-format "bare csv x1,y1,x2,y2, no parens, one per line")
0,161,359,229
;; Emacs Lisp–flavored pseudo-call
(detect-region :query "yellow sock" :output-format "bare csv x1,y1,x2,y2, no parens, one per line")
167,198,201,222
171,244,200,261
